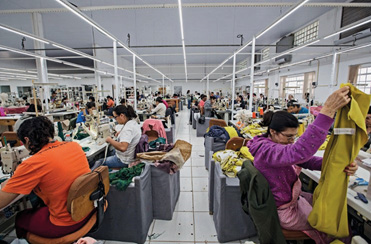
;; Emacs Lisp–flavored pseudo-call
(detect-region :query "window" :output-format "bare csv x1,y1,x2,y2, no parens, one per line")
254,80,266,95
294,21,319,46
285,75,304,96
356,66,371,94
262,48,270,60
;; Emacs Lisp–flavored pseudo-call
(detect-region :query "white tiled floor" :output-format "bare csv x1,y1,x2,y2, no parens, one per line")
5,108,259,244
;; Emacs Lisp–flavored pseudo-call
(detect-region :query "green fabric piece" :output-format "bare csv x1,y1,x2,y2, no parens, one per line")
82,147,90,152
237,160,286,244
73,131,90,140
57,122,65,141
109,163,145,191
149,137,166,148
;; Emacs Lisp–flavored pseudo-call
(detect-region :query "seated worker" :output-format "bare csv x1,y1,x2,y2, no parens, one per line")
120,98,127,106
151,97,167,117
92,105,141,169
14,104,42,132
76,102,95,123
247,86,357,243
287,101,309,114
204,95,217,117
235,95,246,109
88,96,95,103
198,94,207,115
106,96,115,109
50,92,57,103
0,116,91,239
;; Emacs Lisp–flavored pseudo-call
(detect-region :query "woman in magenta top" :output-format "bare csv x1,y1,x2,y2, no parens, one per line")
247,87,357,243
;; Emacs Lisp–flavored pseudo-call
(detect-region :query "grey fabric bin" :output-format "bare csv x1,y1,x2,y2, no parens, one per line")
196,117,211,137
90,164,153,244
208,152,215,215
213,163,257,243
204,136,226,170
151,165,180,220
192,111,198,129
165,125,175,144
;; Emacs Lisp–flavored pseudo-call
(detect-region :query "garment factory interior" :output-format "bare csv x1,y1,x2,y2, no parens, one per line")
0,0,370,244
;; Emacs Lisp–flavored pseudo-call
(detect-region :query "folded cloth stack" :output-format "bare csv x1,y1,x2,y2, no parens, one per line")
240,123,267,138
109,163,145,191
213,147,254,177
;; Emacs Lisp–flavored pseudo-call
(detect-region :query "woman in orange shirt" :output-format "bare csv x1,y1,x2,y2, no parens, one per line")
0,116,91,238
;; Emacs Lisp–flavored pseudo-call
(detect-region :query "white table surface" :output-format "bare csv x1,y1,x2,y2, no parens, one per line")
0,115,21,120
77,137,108,159
301,150,371,221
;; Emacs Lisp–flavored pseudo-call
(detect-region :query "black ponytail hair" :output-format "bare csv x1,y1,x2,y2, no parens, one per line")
17,116,55,155
263,111,299,135
114,105,137,120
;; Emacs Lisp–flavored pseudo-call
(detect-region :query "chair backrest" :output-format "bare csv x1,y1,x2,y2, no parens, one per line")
67,166,110,222
225,137,245,151
209,119,227,128
2,131,21,147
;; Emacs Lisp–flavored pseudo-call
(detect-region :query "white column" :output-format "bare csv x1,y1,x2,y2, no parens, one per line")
207,75,210,98
133,55,137,110
249,36,256,112
32,13,49,113
94,71,101,100
231,53,236,114
162,75,165,97
113,40,119,104
329,51,338,92
120,76,123,99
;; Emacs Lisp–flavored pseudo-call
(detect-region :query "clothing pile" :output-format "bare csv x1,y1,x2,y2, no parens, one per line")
109,163,145,191
136,140,192,174
149,137,166,149
204,125,240,143
213,147,254,177
240,123,267,139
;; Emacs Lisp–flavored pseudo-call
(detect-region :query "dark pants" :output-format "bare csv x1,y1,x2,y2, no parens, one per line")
16,206,93,238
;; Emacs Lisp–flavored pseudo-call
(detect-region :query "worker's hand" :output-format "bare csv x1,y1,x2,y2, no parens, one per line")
344,162,358,176
105,136,113,143
1,179,9,189
320,86,351,118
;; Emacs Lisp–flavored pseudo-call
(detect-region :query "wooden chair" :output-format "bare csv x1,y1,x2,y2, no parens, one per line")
225,137,246,151
282,228,311,241
26,166,110,244
209,118,227,128
2,131,21,147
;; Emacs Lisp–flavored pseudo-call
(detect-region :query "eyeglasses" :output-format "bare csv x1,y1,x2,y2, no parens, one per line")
279,132,297,140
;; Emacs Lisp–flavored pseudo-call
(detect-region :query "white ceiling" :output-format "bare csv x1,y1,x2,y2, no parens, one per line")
0,0,350,81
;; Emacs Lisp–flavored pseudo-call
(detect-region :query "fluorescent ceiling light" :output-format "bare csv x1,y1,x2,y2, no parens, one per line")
324,17,371,39
52,43,101,62
0,67,26,73
337,43,371,54
55,0,115,41
256,0,310,39
178,0,188,82
0,24,49,45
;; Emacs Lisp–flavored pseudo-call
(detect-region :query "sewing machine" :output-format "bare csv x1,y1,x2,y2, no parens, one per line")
78,110,112,145
1,146,29,175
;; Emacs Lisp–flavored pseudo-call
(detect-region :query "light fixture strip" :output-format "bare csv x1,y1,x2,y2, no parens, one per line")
324,17,371,39
200,0,309,82
0,24,50,45
178,0,187,82
52,43,101,63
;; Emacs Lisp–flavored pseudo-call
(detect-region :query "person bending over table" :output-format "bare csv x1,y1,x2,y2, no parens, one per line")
0,116,91,239
247,86,357,243
151,97,166,117
92,105,141,169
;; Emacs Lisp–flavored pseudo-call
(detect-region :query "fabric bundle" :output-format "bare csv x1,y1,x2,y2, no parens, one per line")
109,163,145,191
213,147,254,177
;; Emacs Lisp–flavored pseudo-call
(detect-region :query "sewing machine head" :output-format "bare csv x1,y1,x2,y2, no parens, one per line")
1,146,29,175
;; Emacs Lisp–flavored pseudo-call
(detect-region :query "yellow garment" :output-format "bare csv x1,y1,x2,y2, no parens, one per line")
297,123,305,137
318,135,330,151
308,83,371,238
241,123,267,137
213,147,254,177
224,126,238,139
